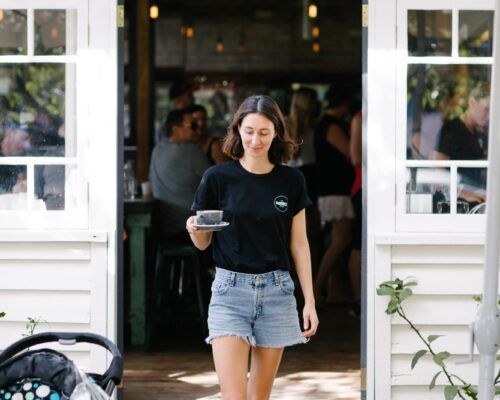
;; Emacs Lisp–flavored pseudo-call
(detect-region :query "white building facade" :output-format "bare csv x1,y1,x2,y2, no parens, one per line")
0,0,118,374
367,0,498,398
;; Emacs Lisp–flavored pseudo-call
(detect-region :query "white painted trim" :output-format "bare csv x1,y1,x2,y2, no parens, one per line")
0,158,78,165
373,243,393,399
375,233,485,245
0,230,107,242
0,56,78,63
90,242,108,373
408,57,492,64
403,0,494,9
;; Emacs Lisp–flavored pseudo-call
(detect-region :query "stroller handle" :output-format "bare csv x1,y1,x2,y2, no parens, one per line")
0,332,123,388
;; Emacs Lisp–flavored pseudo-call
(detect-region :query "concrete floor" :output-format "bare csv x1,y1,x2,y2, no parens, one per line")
123,305,361,400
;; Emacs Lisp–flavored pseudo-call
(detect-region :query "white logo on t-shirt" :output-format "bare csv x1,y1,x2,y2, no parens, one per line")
274,195,288,212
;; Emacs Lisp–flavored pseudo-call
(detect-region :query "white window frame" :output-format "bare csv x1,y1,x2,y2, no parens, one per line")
0,0,89,229
395,0,494,233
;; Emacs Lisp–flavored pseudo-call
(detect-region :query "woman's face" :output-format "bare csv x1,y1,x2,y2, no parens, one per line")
469,96,490,129
239,113,276,159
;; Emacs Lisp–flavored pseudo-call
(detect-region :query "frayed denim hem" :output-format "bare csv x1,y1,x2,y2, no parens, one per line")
254,336,310,349
205,333,257,347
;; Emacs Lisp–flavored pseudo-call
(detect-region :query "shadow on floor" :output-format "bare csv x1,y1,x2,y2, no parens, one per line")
124,304,361,400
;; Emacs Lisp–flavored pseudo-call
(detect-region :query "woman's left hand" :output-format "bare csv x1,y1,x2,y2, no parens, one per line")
301,302,319,338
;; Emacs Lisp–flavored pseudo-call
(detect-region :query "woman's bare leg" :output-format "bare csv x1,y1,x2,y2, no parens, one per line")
247,347,284,400
314,218,353,302
212,337,251,400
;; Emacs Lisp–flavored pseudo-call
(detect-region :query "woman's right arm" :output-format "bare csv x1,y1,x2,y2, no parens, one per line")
186,215,213,250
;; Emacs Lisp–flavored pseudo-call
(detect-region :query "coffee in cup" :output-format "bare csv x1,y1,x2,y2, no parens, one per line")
196,210,223,225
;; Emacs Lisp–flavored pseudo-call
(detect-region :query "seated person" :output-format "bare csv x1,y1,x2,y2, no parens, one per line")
149,109,211,241
0,123,65,210
0,123,32,194
433,82,490,207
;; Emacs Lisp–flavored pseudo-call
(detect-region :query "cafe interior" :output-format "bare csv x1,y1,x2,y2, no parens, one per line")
123,0,362,398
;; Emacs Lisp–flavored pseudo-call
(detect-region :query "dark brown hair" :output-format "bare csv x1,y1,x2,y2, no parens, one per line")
222,95,297,164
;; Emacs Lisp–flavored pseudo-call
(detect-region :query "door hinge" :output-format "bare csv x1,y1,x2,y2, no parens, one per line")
362,4,368,27
117,5,125,28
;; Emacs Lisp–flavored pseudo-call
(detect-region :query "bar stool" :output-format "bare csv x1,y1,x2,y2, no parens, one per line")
146,241,207,350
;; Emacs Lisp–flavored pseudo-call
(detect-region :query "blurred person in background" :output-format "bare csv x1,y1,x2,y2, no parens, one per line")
288,87,321,276
190,104,230,165
169,80,196,110
313,83,355,306
150,108,210,242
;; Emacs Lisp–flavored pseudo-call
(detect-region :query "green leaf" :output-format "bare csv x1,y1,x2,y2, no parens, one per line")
444,385,458,400
429,371,441,390
0,311,5,318
411,350,427,369
386,299,399,315
403,281,418,287
377,286,395,296
381,280,399,286
428,335,443,343
399,288,413,302
433,351,450,367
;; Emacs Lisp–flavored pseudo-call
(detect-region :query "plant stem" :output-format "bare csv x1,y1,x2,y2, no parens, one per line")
397,306,469,400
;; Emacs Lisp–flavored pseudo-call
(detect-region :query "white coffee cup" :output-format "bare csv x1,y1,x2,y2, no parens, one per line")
196,210,223,225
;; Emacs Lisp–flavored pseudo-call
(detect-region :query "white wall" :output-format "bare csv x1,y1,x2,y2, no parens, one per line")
366,0,497,398
0,0,118,377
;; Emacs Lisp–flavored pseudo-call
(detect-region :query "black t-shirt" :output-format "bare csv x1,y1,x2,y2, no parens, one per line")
191,160,312,274
314,114,355,196
435,117,487,160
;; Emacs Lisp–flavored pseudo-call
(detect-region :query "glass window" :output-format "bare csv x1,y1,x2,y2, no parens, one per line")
407,64,490,161
0,7,81,218
0,10,27,55
403,6,492,223
0,64,69,157
408,10,452,56
459,11,494,57
35,10,77,56
406,167,450,214
457,167,486,213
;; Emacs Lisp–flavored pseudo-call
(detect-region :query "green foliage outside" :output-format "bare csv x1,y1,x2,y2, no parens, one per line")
377,278,500,399
407,64,491,122
0,64,65,128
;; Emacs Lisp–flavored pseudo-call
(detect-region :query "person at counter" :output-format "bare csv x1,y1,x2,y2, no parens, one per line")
433,82,490,208
150,108,211,242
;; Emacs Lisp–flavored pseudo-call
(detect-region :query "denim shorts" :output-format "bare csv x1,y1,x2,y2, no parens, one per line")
206,267,309,348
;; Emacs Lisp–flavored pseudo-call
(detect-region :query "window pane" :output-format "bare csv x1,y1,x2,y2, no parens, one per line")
0,10,27,55
35,164,65,210
407,64,490,160
408,10,452,56
459,11,494,57
0,165,27,209
457,167,486,214
35,10,77,56
0,64,71,157
406,167,450,214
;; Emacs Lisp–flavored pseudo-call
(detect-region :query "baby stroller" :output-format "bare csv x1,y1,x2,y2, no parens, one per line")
0,332,123,399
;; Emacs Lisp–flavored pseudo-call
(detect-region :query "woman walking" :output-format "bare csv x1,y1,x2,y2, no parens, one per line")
186,95,319,400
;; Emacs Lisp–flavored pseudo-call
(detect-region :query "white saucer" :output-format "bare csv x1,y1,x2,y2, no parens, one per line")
193,221,230,231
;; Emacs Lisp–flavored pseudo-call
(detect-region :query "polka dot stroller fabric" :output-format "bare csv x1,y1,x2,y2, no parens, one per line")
0,333,122,400
0,349,80,400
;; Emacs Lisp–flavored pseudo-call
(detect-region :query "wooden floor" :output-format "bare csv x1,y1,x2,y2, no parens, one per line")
123,305,361,400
